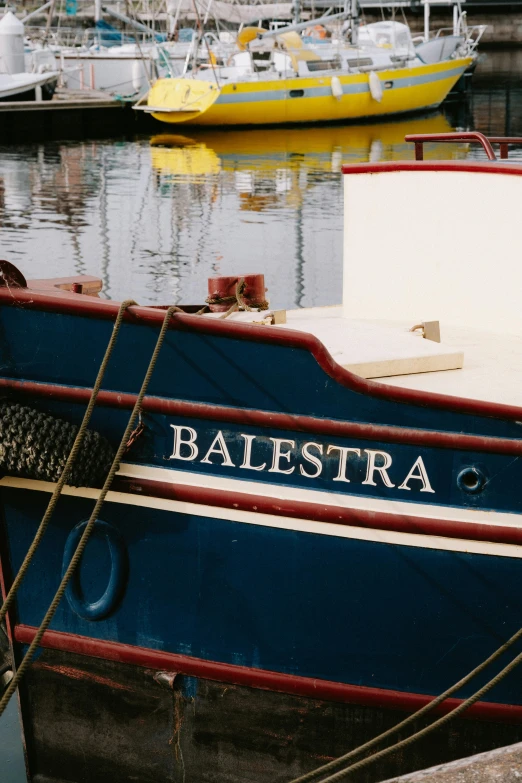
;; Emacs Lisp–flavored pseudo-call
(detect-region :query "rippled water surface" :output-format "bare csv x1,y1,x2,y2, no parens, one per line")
1,47,522,783
0,49,520,311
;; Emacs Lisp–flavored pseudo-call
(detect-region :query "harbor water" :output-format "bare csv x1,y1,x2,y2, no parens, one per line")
1,47,522,783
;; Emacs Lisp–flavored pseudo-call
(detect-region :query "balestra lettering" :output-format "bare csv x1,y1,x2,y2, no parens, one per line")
169,425,435,494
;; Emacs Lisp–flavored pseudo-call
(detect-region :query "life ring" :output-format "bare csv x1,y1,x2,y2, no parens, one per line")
63,520,128,621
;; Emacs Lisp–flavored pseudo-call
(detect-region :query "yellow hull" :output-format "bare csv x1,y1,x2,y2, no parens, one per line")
149,58,472,127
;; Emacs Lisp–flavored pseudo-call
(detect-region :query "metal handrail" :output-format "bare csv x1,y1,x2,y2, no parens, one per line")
406,132,522,161
405,132,497,161
488,137,522,159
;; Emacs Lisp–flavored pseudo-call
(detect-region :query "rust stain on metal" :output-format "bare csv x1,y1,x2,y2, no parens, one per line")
171,689,185,768
35,662,133,692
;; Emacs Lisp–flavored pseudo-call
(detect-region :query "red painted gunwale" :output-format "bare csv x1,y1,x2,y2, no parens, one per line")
2,377,522,456
111,475,522,547
341,160,522,176
14,624,522,723
2,283,522,427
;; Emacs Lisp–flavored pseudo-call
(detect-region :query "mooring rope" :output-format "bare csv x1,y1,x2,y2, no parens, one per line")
0,299,136,630
0,304,178,718
288,625,522,783
313,644,522,783
206,277,269,315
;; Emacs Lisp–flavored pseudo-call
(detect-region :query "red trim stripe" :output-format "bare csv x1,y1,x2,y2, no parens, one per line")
2,377,522,457
6,472,520,547
341,161,522,176
2,285,522,423
13,625,522,723
112,476,522,547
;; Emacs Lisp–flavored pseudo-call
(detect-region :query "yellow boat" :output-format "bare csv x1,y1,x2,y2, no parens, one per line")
144,32,472,127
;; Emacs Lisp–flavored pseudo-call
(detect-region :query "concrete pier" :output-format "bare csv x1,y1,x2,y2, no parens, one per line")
382,741,522,782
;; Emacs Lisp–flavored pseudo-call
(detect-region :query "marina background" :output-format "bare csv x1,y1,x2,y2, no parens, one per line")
0,45,521,783
0,50,520,312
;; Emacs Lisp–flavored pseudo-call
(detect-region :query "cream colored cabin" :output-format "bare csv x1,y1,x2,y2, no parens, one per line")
206,157,522,407
339,160,522,406
342,164,522,335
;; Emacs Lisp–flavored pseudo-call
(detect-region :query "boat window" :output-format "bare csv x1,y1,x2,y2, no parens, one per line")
253,51,272,71
289,89,305,98
346,57,373,68
306,58,341,72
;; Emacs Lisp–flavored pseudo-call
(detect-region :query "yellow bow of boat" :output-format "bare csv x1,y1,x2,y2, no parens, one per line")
147,78,221,123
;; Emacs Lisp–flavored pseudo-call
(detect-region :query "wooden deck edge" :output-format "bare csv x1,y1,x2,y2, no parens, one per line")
0,99,123,112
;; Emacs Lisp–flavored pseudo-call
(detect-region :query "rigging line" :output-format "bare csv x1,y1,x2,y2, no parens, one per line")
191,0,220,88
0,299,136,630
286,618,522,783
131,29,153,89
0,305,179,719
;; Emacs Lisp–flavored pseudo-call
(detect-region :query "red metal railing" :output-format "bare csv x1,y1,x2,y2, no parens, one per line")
489,137,522,160
405,132,522,161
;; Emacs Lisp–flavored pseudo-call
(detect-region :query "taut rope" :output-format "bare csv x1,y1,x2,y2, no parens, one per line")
0,304,177,717
0,299,136,630
288,623,522,783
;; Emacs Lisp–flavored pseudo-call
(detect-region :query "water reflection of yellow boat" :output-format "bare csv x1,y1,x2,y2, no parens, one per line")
151,113,459,170
150,114,462,210
149,135,222,177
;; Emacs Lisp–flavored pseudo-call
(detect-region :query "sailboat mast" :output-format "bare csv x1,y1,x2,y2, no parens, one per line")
351,0,359,43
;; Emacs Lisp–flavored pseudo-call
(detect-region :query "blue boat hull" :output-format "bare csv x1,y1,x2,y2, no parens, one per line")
2,279,522,779
4,486,522,706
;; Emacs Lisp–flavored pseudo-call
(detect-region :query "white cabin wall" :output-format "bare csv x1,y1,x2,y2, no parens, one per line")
342,169,522,336
63,56,152,94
